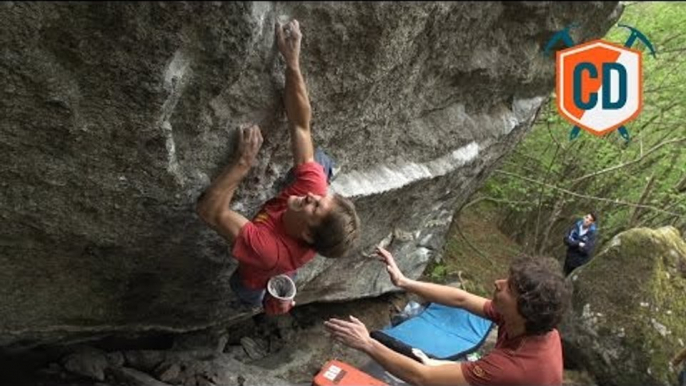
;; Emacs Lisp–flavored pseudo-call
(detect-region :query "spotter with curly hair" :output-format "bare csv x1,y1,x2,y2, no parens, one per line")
325,247,572,386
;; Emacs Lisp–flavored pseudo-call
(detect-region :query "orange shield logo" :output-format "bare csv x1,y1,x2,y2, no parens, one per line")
556,40,643,137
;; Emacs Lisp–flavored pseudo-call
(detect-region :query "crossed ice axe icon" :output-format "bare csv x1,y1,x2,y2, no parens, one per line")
543,24,657,141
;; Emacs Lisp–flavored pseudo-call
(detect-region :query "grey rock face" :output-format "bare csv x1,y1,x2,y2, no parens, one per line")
0,2,621,349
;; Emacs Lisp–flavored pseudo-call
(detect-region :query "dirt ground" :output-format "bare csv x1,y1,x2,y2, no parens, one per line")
439,201,522,297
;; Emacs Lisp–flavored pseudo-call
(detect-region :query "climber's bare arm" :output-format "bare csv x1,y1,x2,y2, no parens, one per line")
276,19,314,166
196,125,263,243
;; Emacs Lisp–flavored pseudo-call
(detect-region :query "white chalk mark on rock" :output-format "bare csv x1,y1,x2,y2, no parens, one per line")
331,142,480,197
158,50,191,185
164,50,190,93
161,121,182,183
251,2,272,37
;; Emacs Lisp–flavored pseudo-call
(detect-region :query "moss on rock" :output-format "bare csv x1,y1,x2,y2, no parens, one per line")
561,226,686,386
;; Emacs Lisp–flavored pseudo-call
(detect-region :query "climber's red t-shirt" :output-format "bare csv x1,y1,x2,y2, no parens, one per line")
461,300,564,386
231,162,328,290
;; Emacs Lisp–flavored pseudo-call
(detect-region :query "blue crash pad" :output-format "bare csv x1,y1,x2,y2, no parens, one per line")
373,303,493,360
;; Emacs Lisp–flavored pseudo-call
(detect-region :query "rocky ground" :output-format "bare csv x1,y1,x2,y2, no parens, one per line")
1,293,409,386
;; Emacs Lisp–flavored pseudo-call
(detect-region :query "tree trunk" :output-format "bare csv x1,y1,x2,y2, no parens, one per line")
629,174,656,227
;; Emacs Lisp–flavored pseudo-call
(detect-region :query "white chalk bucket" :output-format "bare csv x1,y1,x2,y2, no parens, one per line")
267,274,297,302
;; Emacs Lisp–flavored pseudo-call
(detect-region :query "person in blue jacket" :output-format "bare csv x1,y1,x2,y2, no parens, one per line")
563,212,598,276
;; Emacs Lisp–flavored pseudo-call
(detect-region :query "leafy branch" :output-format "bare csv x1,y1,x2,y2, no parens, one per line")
566,137,686,184
495,170,682,217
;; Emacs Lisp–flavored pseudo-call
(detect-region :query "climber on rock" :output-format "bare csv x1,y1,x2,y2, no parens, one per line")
325,247,571,386
196,19,361,315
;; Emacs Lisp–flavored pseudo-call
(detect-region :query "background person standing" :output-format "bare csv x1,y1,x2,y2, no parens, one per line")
563,212,598,276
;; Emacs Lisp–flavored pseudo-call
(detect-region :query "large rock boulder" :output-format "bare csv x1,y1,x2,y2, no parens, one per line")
0,2,621,349
561,227,686,386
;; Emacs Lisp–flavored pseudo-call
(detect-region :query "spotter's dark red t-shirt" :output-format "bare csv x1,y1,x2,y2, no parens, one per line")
461,300,564,386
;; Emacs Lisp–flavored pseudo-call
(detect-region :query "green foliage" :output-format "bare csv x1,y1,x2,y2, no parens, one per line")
428,261,448,282
480,2,686,254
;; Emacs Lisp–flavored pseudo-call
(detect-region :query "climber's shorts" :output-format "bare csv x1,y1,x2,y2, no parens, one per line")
229,269,265,307
283,147,336,186
314,147,336,183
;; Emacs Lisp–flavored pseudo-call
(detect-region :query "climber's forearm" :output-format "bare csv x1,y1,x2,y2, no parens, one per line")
196,162,251,242
284,64,314,165
284,64,311,130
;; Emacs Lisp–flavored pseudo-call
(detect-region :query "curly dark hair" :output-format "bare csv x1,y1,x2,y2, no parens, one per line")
509,256,571,335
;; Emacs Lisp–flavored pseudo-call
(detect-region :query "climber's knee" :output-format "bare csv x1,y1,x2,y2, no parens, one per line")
281,147,337,188
314,147,336,183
